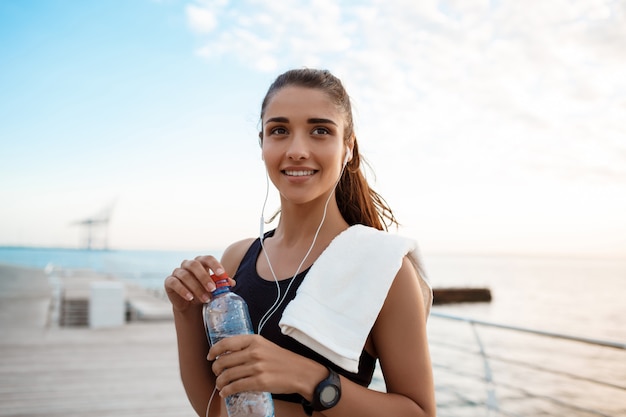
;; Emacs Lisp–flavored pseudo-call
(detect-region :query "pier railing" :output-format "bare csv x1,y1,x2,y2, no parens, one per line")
428,311,626,417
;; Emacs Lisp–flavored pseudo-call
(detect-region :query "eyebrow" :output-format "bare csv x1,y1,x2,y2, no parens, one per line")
264,117,338,126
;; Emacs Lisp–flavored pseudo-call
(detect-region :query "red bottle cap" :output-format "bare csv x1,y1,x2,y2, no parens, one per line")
210,273,230,289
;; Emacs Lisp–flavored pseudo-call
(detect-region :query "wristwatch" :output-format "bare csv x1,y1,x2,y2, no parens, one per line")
302,367,342,416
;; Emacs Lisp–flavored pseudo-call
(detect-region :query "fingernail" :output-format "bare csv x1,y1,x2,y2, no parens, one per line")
186,293,194,301
201,294,210,303
215,268,225,276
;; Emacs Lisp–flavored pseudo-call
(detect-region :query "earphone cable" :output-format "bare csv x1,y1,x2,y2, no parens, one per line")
202,304,220,417
258,168,283,332
257,161,347,333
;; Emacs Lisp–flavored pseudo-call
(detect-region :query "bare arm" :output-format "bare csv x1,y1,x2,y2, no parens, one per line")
173,304,214,415
323,256,436,416
165,238,255,416
208,256,436,417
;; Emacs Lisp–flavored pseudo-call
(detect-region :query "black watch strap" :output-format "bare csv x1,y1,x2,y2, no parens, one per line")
302,367,342,416
301,399,314,416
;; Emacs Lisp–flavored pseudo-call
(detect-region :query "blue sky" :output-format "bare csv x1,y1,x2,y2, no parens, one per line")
1,0,625,257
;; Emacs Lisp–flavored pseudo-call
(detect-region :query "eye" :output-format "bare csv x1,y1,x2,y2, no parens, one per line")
312,127,330,135
270,126,288,135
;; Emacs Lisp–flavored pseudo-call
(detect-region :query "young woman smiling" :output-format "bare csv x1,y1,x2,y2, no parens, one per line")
165,68,436,417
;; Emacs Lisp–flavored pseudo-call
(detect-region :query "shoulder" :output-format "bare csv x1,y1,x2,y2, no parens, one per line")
220,237,257,277
375,256,429,334
370,256,436,413
370,255,429,365
393,256,429,313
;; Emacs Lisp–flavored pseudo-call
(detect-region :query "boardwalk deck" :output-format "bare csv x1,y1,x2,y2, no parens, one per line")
0,264,195,417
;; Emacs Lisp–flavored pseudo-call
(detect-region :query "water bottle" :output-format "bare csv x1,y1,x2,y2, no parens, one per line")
203,273,275,417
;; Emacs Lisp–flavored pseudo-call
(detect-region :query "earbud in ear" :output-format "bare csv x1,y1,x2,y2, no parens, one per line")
343,146,352,166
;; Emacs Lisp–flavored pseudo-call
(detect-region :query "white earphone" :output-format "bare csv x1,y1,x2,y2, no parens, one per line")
343,146,352,166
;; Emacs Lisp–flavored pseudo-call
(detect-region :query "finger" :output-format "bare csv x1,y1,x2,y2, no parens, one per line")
211,348,250,378
208,334,254,361
171,267,211,303
180,258,216,293
217,371,266,398
164,274,195,302
217,375,248,397
211,350,261,392
215,354,271,398
193,255,237,289
195,255,227,279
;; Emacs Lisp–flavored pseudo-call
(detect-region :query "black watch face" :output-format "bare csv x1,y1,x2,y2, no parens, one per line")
320,385,340,407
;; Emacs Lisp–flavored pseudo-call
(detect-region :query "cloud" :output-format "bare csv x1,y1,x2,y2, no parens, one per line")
185,3,218,33
183,0,626,186
186,0,355,70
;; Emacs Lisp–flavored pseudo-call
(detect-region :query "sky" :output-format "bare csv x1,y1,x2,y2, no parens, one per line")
1,0,625,258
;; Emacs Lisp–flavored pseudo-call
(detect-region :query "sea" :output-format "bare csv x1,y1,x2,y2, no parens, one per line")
1,246,624,415
1,246,623,342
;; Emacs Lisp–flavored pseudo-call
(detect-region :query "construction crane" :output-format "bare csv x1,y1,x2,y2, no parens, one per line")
71,201,116,250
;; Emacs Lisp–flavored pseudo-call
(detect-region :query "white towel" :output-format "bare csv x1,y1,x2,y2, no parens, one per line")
279,224,432,373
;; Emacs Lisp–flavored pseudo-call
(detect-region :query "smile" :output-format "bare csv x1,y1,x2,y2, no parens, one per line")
283,170,316,177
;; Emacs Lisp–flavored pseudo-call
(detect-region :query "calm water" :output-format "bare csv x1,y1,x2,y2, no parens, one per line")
425,254,626,343
0,246,222,291
422,254,626,416
1,246,624,343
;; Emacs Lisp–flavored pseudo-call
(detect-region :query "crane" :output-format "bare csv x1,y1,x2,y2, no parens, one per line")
71,201,116,250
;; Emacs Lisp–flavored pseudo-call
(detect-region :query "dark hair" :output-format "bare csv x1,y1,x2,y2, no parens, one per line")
260,68,398,231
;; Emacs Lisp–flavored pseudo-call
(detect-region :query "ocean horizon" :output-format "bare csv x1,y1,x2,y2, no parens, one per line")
1,245,624,343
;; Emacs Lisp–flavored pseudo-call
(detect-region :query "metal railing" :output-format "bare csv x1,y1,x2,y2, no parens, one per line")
429,311,626,417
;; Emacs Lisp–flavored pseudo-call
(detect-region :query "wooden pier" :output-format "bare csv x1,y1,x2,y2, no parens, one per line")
0,264,196,417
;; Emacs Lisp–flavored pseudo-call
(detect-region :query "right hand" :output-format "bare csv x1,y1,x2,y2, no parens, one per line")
164,255,236,312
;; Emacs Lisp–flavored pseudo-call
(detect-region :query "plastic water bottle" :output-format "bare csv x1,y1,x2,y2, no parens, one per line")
203,273,275,417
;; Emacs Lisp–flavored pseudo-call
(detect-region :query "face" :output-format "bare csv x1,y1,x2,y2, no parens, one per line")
261,86,347,206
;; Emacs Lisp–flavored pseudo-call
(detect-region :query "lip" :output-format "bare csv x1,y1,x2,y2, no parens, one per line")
281,166,319,180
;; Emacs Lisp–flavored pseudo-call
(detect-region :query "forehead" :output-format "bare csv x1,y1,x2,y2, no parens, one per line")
263,86,342,122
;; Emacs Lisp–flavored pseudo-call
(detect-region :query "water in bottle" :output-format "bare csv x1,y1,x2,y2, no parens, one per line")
203,273,275,417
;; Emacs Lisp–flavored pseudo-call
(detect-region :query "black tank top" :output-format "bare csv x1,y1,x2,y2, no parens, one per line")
232,230,377,403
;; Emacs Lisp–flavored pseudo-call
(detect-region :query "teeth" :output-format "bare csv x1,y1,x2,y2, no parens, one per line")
285,170,315,177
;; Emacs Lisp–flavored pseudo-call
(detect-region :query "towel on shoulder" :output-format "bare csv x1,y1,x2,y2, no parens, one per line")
279,224,432,373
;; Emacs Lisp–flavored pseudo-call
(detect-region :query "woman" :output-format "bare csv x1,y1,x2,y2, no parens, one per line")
164,68,436,417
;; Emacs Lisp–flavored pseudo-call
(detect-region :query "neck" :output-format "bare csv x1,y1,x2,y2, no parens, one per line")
273,194,348,246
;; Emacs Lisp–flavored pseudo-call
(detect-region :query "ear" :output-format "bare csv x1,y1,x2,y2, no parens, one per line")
344,144,353,165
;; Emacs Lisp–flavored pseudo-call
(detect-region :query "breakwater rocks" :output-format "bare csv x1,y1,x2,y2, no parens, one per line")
432,287,492,305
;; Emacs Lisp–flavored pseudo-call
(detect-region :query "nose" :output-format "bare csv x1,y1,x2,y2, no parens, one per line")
285,130,309,161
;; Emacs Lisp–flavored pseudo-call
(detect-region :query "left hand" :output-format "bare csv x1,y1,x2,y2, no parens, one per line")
207,334,323,398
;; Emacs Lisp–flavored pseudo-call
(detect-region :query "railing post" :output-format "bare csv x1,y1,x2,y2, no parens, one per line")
469,322,499,415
